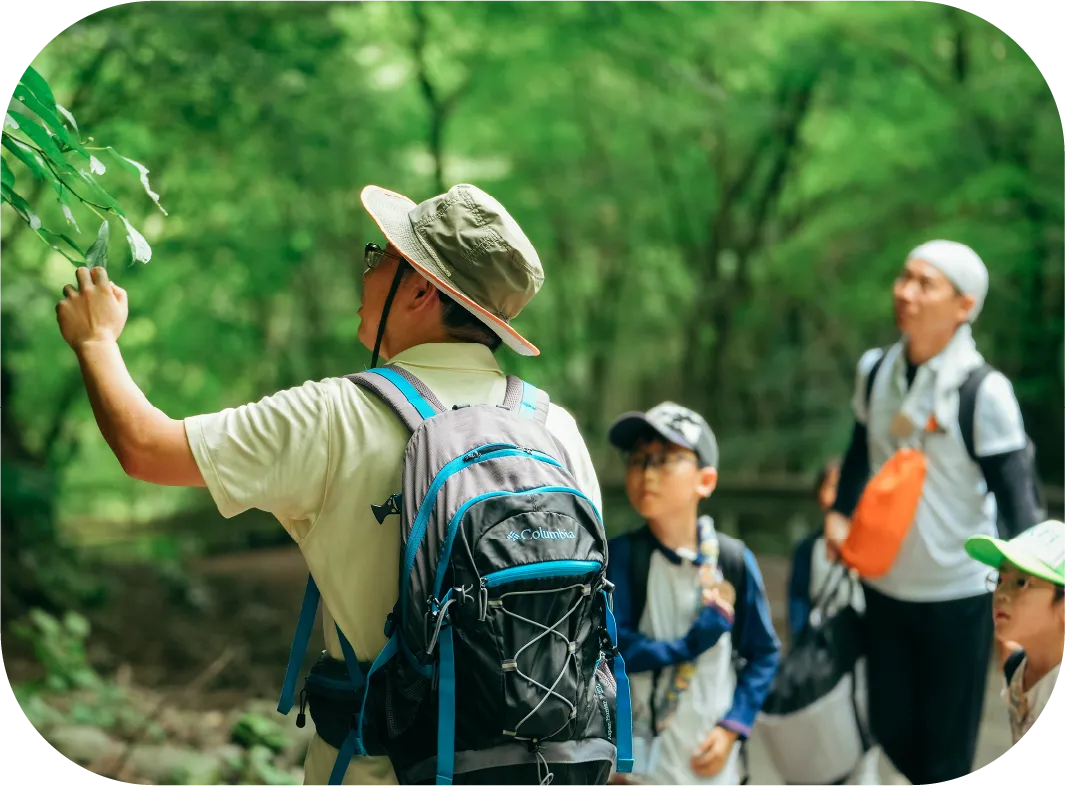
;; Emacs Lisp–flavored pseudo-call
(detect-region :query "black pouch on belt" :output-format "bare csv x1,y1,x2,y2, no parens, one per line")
302,652,384,754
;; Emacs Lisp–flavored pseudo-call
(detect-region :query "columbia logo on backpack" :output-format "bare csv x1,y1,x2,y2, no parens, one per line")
276,365,634,785
508,527,578,542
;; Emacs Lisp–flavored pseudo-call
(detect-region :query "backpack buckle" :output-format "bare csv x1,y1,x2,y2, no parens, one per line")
599,628,619,657
370,493,402,525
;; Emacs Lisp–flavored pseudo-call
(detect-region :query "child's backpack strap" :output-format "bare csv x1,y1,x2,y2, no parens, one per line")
717,533,749,654
627,526,658,627
503,375,550,424
346,366,446,431
1003,647,1026,685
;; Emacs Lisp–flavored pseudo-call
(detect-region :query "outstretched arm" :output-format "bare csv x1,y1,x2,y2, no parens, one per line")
56,266,204,486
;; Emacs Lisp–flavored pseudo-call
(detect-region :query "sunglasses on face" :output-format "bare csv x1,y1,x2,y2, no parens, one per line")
363,242,405,275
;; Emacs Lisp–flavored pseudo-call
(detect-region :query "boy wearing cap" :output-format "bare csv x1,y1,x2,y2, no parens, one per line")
965,520,1064,746
824,240,1042,784
55,184,603,784
606,403,780,785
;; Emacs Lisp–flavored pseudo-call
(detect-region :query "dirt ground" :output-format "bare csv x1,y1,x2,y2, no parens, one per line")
7,544,1014,784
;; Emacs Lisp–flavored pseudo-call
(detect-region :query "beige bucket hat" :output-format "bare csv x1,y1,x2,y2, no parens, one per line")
361,183,544,355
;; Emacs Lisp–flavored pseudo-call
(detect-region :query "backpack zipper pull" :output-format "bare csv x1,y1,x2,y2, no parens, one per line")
295,686,307,728
478,578,489,622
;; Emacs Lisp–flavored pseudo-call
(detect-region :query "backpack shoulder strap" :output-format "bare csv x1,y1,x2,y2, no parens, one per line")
864,349,888,409
1004,647,1026,685
958,363,995,462
503,375,551,424
717,533,749,649
628,526,657,628
346,366,445,432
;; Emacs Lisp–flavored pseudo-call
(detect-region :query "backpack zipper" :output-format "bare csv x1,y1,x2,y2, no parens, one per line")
399,444,570,667
481,559,603,588
477,560,602,621
432,486,601,601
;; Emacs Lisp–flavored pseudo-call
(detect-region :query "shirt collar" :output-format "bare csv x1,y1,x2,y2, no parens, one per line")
388,343,505,377
647,517,712,566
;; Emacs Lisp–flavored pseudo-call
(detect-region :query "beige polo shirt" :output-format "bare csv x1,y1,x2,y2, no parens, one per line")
184,342,602,785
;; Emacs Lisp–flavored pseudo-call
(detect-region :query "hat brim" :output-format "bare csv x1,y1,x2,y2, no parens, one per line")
361,185,539,357
964,535,1064,586
608,412,698,455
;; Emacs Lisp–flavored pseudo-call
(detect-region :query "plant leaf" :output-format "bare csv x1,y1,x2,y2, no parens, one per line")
55,105,79,134
120,215,151,263
103,149,167,215
38,229,86,263
6,110,71,172
4,113,18,130
85,220,110,268
76,168,121,212
89,155,106,175
1,134,62,197
12,85,89,159
1,156,13,189
40,228,85,257
1,183,42,230
20,66,57,114
61,203,80,233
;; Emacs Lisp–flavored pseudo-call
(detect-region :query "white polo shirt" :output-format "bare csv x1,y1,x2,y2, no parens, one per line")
185,343,602,784
853,342,1027,602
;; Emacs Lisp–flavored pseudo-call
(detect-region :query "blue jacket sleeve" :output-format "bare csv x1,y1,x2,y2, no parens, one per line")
607,534,732,674
719,548,781,739
786,533,817,641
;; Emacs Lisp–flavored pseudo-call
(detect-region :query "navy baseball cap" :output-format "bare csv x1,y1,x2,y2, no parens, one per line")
608,402,719,468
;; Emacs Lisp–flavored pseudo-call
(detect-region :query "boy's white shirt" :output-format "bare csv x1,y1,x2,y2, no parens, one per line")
629,524,742,785
1003,655,1061,745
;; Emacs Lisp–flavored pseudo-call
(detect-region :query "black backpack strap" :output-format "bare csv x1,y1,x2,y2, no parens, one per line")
716,533,750,784
503,375,550,425
864,349,888,409
346,366,445,432
1004,648,1026,685
628,526,657,629
957,363,995,463
716,533,749,652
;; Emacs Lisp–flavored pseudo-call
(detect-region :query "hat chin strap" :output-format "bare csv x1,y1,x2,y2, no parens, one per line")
370,265,407,369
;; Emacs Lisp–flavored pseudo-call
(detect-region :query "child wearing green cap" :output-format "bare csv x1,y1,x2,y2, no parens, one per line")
965,520,1065,745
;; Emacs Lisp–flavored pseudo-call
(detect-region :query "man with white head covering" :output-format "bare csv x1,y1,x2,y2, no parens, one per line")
822,240,1042,785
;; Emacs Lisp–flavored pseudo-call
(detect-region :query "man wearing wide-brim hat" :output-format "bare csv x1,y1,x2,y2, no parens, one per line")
55,183,603,783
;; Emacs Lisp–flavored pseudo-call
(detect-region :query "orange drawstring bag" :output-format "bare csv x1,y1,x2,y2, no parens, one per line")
841,415,937,578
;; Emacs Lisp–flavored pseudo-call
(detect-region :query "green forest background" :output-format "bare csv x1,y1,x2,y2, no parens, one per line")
0,4,1062,783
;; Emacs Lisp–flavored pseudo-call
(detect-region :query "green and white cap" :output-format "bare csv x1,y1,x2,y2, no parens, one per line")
965,520,1065,586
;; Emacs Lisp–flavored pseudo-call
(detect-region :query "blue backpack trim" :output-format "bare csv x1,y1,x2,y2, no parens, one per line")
278,372,629,783
436,625,457,785
363,367,438,421
603,590,635,774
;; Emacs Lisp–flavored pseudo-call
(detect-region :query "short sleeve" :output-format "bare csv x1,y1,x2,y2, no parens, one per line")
972,371,1028,457
184,378,340,535
545,404,603,513
851,348,886,425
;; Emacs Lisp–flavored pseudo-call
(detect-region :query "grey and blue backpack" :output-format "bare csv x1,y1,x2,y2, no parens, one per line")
277,366,633,784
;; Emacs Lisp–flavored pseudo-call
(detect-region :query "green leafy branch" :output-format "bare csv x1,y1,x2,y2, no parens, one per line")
2,65,165,266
